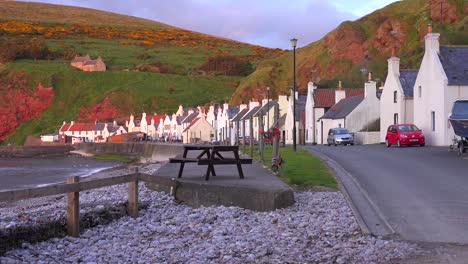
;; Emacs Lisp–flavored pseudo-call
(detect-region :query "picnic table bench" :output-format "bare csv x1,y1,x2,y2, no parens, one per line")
169,145,252,181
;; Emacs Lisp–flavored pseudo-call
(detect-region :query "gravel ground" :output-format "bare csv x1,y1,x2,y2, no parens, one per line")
0,164,424,263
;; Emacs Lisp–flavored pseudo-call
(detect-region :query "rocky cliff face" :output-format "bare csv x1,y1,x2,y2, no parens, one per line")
0,72,54,141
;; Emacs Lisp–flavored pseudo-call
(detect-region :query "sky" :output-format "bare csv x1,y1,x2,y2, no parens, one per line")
26,0,399,49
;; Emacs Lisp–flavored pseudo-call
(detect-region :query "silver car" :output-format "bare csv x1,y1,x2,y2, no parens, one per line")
327,128,354,146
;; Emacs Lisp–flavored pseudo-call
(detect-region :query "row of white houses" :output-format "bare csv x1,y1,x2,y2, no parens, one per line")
52,26,467,147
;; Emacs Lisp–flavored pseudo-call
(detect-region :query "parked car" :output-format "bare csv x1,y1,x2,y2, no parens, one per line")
327,128,354,146
385,124,425,147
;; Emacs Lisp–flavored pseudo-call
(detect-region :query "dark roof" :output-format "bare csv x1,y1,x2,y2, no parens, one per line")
241,106,261,120
254,101,278,117
314,88,364,108
183,112,198,124
439,46,468,86
320,96,364,120
275,114,287,129
231,108,249,122
176,116,184,125
93,123,105,131
227,106,240,119
399,70,418,97
295,96,307,117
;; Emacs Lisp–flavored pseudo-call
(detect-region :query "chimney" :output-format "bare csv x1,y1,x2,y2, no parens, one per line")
365,79,377,99
130,114,134,121
368,72,372,82
223,101,229,112
142,112,146,122
425,23,440,54
113,120,117,126
388,51,400,77
71,121,75,125
335,81,346,103
249,99,259,110
188,108,194,115
307,81,317,95
239,103,248,111
209,104,215,114
125,120,128,127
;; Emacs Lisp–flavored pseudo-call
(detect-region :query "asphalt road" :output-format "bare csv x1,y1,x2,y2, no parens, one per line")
304,144,468,243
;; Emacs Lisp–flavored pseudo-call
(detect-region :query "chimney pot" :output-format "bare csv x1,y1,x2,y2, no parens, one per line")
338,80,342,90
391,47,396,57
428,23,433,33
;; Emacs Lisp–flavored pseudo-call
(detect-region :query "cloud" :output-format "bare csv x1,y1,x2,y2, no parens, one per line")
23,0,396,49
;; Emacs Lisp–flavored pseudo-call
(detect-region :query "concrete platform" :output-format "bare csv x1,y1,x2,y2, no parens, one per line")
147,153,295,212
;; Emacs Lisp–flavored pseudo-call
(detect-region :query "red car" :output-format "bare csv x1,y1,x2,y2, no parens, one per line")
385,124,425,147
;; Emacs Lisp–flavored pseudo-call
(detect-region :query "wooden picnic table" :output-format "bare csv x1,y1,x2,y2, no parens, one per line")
169,145,252,181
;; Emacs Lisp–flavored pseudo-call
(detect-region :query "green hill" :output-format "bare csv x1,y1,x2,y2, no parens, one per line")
231,0,468,103
0,1,283,144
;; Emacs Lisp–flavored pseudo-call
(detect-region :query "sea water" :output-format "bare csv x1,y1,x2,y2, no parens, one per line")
0,156,122,190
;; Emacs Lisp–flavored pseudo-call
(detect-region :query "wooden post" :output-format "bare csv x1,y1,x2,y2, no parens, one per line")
258,110,264,162
128,166,139,218
249,115,254,158
66,176,80,237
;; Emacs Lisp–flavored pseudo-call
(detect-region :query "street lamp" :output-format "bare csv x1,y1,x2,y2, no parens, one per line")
266,86,270,134
291,38,297,152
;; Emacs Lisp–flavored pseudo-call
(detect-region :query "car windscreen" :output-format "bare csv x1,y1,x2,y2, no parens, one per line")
452,101,468,116
334,129,350,135
397,125,419,132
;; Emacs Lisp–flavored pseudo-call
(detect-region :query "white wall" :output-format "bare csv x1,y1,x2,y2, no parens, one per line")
354,132,380,144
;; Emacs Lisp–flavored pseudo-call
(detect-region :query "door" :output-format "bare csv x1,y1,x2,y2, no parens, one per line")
387,125,397,144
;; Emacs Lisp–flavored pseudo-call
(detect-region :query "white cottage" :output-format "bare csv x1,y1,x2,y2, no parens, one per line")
413,25,468,146
380,49,418,142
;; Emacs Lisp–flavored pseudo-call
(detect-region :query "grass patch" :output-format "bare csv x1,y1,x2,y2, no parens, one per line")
92,154,135,163
242,145,337,189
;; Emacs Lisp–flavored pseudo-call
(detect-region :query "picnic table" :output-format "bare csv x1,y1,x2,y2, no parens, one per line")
169,145,252,181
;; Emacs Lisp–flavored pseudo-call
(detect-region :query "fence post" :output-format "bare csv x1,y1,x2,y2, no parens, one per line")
128,166,139,218
66,176,80,237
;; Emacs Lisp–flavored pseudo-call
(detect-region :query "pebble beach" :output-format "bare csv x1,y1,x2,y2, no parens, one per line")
0,163,423,263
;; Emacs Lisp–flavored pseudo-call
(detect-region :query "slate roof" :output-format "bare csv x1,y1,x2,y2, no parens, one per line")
176,116,184,125
274,114,287,129
231,108,249,122
295,95,307,117
183,117,201,132
254,101,278,117
439,46,468,86
320,96,364,120
227,106,240,119
93,123,105,131
241,106,261,120
314,88,364,108
183,112,198,124
399,70,418,97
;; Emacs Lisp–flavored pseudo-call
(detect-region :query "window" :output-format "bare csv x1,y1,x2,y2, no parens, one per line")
418,86,422,98
431,111,435,131
393,91,397,103
394,113,398,124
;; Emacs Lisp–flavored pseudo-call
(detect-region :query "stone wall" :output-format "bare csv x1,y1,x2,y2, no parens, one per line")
76,143,184,162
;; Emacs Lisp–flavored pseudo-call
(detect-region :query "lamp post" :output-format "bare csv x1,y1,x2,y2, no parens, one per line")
291,38,297,152
266,86,270,135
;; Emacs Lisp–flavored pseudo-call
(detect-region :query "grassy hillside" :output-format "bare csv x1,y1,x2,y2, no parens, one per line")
232,0,468,103
0,1,283,144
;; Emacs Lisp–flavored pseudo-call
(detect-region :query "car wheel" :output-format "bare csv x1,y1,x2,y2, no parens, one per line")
385,139,391,147
458,143,466,156
420,143,425,147
350,143,354,146
334,140,337,146
397,139,401,147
